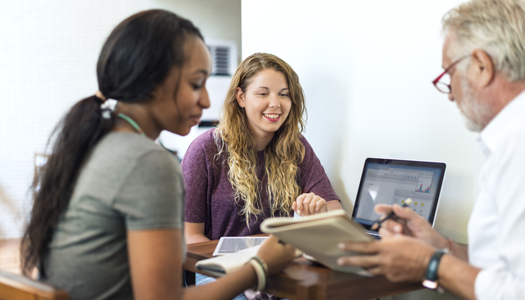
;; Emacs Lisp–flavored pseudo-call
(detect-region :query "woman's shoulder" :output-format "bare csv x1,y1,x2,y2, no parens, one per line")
73,132,180,208
94,132,167,165
299,134,313,151
187,128,220,152
183,128,226,165
87,133,181,186
102,131,161,151
296,134,320,166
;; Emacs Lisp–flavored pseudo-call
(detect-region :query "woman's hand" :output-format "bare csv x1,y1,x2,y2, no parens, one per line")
293,192,327,216
256,235,296,275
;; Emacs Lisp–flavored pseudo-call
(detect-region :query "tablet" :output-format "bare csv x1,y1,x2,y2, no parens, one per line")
212,237,268,256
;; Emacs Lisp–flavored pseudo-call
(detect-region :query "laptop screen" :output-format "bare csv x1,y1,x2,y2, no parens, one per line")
352,158,446,231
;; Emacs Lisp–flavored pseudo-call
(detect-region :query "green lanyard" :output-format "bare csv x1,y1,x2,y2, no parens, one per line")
117,113,146,137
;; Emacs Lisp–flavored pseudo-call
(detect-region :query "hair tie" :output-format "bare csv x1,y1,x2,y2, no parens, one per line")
96,90,112,119
95,90,107,102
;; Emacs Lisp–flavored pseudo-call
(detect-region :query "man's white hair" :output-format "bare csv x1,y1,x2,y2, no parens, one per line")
443,0,525,82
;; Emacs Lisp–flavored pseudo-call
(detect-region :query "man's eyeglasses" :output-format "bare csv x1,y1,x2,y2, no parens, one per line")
432,56,468,94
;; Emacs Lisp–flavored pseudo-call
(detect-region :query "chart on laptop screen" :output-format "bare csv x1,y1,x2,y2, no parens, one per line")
354,163,443,225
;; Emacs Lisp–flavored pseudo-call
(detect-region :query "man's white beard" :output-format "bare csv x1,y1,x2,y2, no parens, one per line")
457,76,492,132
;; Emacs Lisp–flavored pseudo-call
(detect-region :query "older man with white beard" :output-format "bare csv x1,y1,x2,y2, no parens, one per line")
337,0,525,299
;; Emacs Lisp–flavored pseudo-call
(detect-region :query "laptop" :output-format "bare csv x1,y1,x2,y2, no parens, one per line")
351,158,446,239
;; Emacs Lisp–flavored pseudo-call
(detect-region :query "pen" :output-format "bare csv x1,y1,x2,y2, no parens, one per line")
370,198,413,231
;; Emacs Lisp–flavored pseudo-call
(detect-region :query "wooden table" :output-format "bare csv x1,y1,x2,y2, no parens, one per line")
184,239,423,300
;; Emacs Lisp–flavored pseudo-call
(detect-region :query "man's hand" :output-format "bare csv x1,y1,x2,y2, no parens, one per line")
375,203,449,249
293,193,327,216
337,235,436,282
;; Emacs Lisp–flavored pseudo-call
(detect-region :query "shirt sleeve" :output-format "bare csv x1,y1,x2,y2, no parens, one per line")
474,132,525,299
181,137,209,223
298,136,340,202
113,149,185,230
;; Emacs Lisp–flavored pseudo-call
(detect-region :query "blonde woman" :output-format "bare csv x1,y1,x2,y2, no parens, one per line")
183,53,342,245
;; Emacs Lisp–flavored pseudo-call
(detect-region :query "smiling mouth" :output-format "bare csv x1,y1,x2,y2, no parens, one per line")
263,113,280,119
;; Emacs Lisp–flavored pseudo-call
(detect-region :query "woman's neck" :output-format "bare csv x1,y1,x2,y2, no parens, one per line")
113,103,161,140
251,131,275,151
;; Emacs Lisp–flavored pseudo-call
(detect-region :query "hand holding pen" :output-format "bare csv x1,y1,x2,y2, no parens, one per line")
371,198,413,231
371,198,451,251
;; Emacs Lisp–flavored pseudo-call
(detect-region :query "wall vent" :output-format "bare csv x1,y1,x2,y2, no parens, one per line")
206,40,238,77
209,46,230,75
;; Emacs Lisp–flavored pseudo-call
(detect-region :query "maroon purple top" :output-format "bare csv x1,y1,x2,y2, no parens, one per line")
182,129,339,240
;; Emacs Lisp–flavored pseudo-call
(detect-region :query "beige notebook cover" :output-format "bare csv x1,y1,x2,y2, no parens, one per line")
260,210,374,274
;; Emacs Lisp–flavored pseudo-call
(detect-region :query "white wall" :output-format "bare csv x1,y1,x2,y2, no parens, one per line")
0,0,142,239
0,0,241,239
242,0,484,243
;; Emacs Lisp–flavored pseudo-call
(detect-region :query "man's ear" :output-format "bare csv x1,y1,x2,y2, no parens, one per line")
236,87,245,107
470,49,495,88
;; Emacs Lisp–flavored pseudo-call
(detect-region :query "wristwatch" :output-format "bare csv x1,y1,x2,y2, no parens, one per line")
422,248,449,289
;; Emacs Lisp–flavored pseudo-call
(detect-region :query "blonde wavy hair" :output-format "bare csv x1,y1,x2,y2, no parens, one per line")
215,53,306,226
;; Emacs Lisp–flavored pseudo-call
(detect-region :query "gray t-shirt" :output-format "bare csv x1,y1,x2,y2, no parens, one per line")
43,132,185,300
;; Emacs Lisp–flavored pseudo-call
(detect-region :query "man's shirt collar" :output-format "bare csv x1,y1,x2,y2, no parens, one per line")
479,90,525,157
